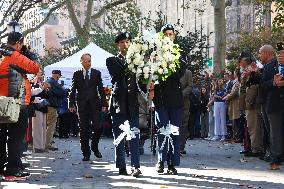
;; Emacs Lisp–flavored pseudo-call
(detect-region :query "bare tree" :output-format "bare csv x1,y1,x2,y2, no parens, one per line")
66,0,128,47
0,0,65,40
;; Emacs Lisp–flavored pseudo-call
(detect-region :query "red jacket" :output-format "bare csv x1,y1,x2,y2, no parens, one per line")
0,51,39,105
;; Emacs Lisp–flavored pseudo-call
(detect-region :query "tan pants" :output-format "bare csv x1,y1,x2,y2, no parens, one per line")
246,108,263,153
32,110,46,150
46,107,58,149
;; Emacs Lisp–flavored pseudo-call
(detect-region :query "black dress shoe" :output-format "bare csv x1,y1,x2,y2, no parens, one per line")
180,150,186,155
244,151,264,157
94,151,102,158
167,165,178,175
131,168,141,177
156,161,164,173
119,168,128,175
82,156,90,161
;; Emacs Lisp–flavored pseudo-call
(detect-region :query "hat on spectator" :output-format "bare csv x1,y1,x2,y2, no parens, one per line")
161,23,175,33
115,32,132,43
238,51,254,63
276,42,284,51
52,70,62,76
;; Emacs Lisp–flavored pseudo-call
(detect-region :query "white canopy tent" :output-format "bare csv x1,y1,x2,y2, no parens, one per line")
44,42,113,88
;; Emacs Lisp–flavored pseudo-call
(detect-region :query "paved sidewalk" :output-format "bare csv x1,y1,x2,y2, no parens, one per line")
1,137,284,189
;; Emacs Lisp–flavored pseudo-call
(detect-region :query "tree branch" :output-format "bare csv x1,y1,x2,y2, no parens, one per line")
0,0,18,27
92,0,128,20
22,2,65,36
66,0,82,34
83,0,94,31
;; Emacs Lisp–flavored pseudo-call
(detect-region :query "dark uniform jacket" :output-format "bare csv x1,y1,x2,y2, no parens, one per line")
261,58,284,114
153,60,186,108
106,55,139,118
69,68,106,112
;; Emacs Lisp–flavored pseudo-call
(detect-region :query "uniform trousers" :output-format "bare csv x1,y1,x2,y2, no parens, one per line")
155,107,182,166
112,114,140,168
32,110,46,150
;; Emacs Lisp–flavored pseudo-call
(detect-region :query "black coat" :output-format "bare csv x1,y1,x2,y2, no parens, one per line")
153,60,186,108
106,55,139,117
69,68,106,112
46,77,65,108
261,58,284,114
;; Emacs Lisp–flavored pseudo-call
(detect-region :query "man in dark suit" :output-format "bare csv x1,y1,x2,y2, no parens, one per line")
106,32,142,177
69,53,107,161
261,42,284,170
154,24,185,175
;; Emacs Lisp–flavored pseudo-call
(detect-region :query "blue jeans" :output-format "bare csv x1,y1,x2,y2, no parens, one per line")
112,114,140,168
155,107,182,166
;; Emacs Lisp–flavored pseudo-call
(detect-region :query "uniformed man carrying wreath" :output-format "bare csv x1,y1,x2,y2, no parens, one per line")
106,32,143,177
153,24,186,175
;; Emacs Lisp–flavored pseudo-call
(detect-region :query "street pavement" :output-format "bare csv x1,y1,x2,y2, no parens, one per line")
1,137,284,189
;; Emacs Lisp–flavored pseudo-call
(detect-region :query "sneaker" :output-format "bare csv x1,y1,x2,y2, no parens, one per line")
211,136,220,141
22,150,32,157
220,136,226,142
131,167,141,177
156,161,164,173
48,144,58,151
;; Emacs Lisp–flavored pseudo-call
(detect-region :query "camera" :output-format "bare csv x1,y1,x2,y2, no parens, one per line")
21,45,38,61
0,43,13,58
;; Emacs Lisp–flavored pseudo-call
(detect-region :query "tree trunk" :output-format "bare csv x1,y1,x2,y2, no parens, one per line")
213,0,226,74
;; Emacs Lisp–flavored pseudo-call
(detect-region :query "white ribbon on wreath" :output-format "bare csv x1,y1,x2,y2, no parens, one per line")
113,120,140,147
158,123,179,153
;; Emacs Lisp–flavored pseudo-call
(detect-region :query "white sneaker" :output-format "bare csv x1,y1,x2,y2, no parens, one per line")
220,136,226,141
211,136,220,141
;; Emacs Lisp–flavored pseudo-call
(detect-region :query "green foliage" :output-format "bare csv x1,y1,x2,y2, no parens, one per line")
226,60,237,74
92,1,142,54
272,0,284,33
227,28,284,61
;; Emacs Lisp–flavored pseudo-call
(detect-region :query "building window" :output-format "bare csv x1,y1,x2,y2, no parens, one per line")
237,15,241,31
237,0,240,6
244,15,251,31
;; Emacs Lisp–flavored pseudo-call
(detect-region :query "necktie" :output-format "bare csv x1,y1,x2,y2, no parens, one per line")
85,69,89,85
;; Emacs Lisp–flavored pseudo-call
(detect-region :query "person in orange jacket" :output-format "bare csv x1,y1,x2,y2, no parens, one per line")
0,32,39,178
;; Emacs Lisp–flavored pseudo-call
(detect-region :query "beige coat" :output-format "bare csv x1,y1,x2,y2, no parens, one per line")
226,80,240,120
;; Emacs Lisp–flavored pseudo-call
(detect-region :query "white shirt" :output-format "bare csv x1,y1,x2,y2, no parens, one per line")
83,68,90,79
